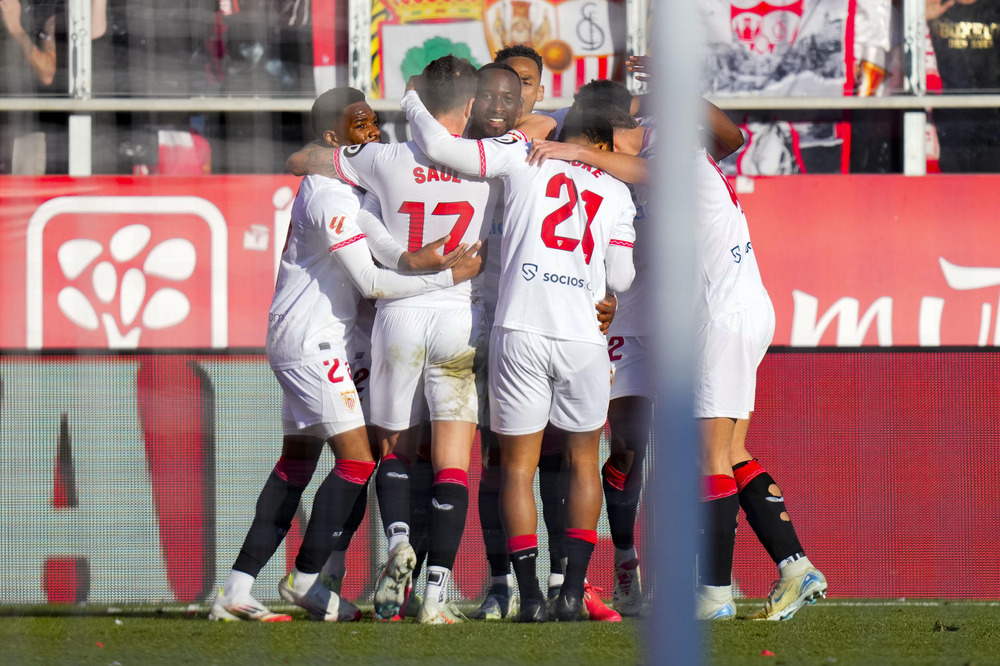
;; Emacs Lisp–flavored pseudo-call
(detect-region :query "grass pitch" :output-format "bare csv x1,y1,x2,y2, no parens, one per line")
3,600,1000,665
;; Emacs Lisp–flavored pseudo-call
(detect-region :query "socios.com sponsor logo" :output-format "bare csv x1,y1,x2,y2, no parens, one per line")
542,272,591,290
521,263,538,280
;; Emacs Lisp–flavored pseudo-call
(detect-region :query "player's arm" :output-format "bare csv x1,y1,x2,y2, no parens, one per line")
286,140,337,177
333,233,483,299
527,140,649,185
516,112,557,141
357,193,474,274
605,200,638,294
702,100,745,162
401,89,521,179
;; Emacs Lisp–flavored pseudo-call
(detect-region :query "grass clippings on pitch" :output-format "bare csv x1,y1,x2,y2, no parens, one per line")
3,600,1000,665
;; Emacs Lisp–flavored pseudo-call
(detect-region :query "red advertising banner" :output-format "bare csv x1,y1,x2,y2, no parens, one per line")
2,174,999,349
0,176,298,350
739,175,1000,346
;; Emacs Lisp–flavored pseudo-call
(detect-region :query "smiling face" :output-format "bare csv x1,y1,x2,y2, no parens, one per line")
468,68,522,139
500,55,544,116
334,101,381,146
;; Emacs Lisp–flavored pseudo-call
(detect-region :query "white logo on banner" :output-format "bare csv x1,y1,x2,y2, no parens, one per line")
56,226,197,348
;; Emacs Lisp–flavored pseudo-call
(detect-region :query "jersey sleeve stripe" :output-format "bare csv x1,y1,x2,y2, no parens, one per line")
329,233,365,252
477,140,486,178
609,239,634,248
509,129,528,143
333,149,359,188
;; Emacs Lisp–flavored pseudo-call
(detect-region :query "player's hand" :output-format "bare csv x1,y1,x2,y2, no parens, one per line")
451,241,484,284
402,234,468,273
405,74,423,93
627,55,651,83
527,139,586,167
596,293,617,335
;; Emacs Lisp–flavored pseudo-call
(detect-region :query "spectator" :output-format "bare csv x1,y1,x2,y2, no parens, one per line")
1,0,66,174
926,0,1000,172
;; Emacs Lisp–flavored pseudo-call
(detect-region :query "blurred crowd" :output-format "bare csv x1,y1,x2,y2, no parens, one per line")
1,0,997,175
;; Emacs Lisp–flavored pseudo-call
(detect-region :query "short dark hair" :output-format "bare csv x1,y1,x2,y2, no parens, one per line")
421,55,480,116
574,79,632,114
585,100,639,131
558,107,614,148
310,87,366,139
494,44,544,78
477,62,522,91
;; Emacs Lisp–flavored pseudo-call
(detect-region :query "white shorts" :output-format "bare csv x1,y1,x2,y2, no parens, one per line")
274,351,367,438
370,305,487,430
608,334,655,400
489,328,611,435
694,298,775,420
347,299,376,422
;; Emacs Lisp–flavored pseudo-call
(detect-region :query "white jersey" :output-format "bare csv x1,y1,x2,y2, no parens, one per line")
334,140,501,310
694,148,769,321
401,89,636,346
266,176,367,369
267,175,452,370
484,141,636,345
608,126,655,337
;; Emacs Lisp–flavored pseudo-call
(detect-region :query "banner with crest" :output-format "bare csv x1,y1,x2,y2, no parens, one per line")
352,0,628,100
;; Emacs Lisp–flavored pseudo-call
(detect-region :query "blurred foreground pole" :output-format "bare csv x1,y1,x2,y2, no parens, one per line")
646,0,702,663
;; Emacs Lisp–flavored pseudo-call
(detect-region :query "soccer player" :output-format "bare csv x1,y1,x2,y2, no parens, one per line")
493,44,557,141
402,91,636,622
331,56,497,625
527,99,651,617
208,87,482,622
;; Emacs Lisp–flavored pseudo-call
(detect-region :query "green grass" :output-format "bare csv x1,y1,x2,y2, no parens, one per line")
3,600,1000,665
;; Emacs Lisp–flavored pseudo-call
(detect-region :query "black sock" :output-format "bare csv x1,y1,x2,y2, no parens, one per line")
603,461,641,552
508,537,543,601
562,531,597,599
538,452,567,574
376,454,410,539
233,471,305,577
295,461,374,573
734,460,805,565
702,476,739,587
333,478,370,552
409,456,434,580
478,472,509,578
427,470,469,571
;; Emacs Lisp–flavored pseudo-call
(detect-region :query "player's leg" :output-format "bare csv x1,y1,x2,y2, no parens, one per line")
499,430,547,621
491,327,554,623
604,394,651,617
697,417,740,620
210,432,319,622
414,306,487,624
538,427,568,599
471,427,517,620
548,338,617,622
553,426,606,622
731,418,827,620
368,306,427,620
406,427,435,617
320,426,379,593
280,424,373,621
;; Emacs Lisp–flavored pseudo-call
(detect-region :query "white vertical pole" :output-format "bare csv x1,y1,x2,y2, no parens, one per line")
903,111,927,176
648,0,702,663
67,0,92,175
68,114,93,176
347,0,373,96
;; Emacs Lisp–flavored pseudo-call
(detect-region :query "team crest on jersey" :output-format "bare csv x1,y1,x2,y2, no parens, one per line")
344,143,366,157
329,216,346,234
341,390,358,411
